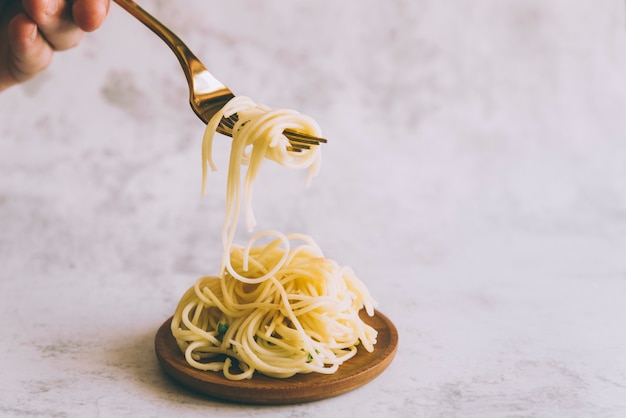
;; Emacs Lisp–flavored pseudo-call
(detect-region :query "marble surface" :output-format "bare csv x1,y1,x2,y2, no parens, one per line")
1,0,626,416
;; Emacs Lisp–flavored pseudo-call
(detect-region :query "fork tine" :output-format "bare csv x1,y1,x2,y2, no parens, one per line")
283,129,328,145
220,115,237,130
216,115,322,151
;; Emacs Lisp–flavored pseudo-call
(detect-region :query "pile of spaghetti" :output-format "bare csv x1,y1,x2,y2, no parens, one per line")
170,97,377,380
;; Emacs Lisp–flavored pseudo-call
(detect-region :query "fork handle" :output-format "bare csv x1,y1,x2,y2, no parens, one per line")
113,0,204,89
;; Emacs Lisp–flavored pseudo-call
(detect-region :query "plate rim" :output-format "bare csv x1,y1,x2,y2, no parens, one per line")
154,310,398,404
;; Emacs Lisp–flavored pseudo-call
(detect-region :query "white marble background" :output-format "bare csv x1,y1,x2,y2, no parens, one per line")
1,0,626,417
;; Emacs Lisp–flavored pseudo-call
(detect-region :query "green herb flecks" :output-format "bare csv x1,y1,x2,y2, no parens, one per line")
218,323,229,336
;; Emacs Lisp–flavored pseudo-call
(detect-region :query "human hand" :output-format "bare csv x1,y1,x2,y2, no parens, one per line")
0,0,110,92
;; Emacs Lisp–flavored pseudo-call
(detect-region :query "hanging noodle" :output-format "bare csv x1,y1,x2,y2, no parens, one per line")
170,96,377,379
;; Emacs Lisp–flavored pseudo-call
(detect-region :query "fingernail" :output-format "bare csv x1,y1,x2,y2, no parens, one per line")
27,23,38,41
47,0,58,15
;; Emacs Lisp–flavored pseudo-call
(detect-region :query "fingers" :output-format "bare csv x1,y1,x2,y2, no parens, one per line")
22,0,83,51
6,12,54,83
0,0,110,91
71,0,110,32
21,0,111,51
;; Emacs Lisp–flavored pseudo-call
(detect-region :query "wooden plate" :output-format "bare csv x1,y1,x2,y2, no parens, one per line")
154,310,398,404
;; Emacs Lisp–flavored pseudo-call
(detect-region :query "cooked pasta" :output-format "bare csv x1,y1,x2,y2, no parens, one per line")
171,96,377,379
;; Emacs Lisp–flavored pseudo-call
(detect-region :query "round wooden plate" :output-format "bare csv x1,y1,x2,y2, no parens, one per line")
154,310,398,404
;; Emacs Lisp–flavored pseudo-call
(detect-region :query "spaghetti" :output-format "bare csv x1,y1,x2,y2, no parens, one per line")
171,97,377,379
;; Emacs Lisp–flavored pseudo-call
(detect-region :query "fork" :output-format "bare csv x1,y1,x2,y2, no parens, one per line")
112,0,326,152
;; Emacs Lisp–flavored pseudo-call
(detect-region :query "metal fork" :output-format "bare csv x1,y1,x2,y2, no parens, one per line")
113,0,326,152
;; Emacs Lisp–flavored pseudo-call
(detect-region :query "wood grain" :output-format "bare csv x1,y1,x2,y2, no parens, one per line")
154,310,398,404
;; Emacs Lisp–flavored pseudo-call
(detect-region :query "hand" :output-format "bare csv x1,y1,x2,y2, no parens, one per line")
0,0,110,92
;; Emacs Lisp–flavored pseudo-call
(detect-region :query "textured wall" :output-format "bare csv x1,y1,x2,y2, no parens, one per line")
1,1,625,416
